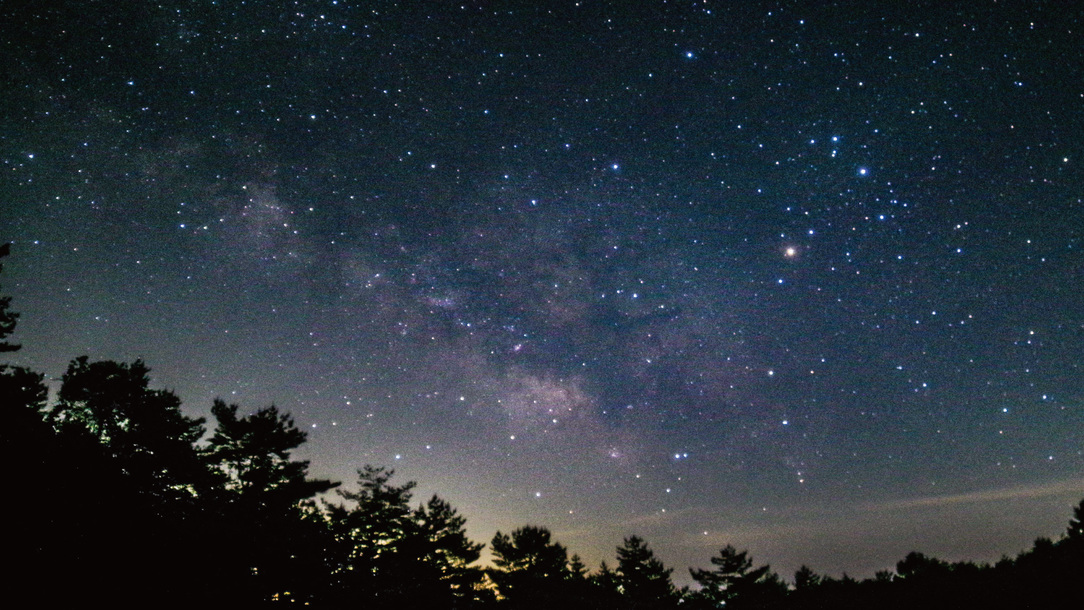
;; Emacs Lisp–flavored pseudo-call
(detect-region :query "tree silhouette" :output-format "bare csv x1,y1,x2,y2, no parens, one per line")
202,399,339,605
0,364,46,417
793,565,822,591
689,545,786,609
0,243,20,352
324,466,422,605
565,554,618,608
0,242,41,472
584,560,626,609
52,357,210,507
0,246,59,605
411,494,491,607
3,355,216,605
615,535,679,609
788,565,833,610
0,243,38,411
489,525,576,608
1068,497,1084,540
319,466,494,607
206,398,336,500
895,551,951,580
47,358,213,604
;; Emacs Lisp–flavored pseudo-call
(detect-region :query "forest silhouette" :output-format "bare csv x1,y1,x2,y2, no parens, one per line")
2,241,1082,608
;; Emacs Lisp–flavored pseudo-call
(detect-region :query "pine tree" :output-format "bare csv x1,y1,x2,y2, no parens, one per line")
489,525,574,608
206,399,336,501
410,495,490,607
1068,498,1084,540
324,466,421,605
203,399,338,605
615,535,679,609
0,243,20,353
54,357,209,504
689,545,786,609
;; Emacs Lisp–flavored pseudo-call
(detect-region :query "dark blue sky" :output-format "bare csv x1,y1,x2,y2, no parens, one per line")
2,0,1082,582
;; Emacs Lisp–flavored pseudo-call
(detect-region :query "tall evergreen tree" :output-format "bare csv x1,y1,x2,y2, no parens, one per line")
206,399,336,501
689,545,786,609
0,240,42,461
0,243,60,605
793,565,822,591
615,535,679,609
52,357,209,504
203,399,339,605
586,560,626,609
489,525,575,609
412,494,490,607
0,243,20,353
1068,498,1084,541
8,356,213,606
325,475,492,608
324,466,423,606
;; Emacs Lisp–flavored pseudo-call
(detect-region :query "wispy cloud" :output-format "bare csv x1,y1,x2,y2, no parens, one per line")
862,478,1084,512
646,478,1084,549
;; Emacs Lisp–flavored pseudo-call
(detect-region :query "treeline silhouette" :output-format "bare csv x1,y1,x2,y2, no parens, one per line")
2,242,1083,608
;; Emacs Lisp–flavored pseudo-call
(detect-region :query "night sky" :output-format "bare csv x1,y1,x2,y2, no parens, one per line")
2,0,1083,583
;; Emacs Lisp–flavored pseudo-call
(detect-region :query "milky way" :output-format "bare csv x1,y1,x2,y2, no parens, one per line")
2,1,1082,582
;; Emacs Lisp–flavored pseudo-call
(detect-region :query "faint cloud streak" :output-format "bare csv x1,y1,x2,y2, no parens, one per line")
862,478,1084,513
